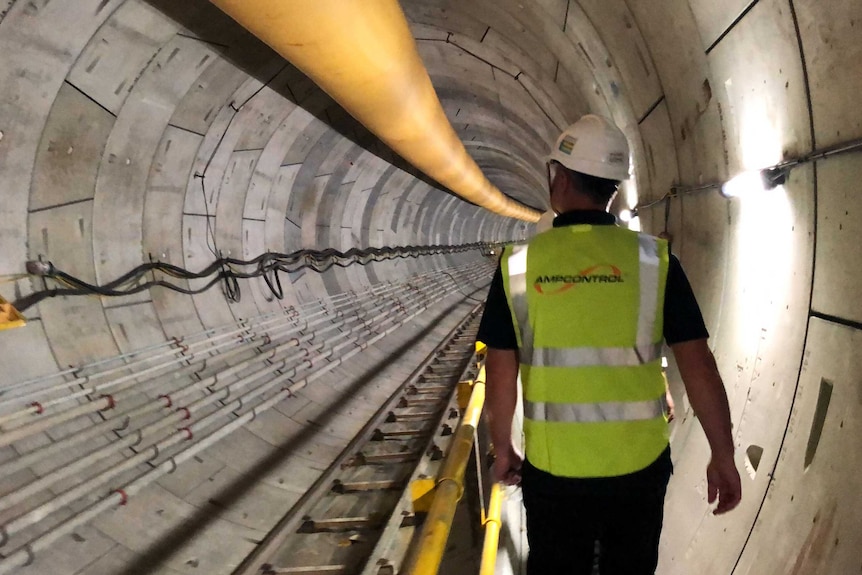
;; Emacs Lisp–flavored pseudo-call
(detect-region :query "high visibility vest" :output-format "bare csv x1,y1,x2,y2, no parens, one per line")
501,224,670,478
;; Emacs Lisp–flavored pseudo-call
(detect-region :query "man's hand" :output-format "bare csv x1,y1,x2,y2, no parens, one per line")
493,443,523,486
707,454,742,514
671,339,741,515
665,386,675,423
486,347,521,485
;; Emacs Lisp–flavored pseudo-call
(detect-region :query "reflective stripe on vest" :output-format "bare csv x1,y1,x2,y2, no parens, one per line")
528,343,662,368
637,233,660,347
506,233,662,367
506,244,532,352
524,397,666,423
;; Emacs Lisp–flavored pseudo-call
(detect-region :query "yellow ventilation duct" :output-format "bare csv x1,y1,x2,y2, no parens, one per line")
208,0,541,223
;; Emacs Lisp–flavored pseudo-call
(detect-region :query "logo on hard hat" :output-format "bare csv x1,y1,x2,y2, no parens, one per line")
558,137,576,155
533,264,624,295
608,152,626,164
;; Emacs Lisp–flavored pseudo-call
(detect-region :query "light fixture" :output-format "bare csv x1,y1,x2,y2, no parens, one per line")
628,136,862,219
619,208,638,223
720,166,789,199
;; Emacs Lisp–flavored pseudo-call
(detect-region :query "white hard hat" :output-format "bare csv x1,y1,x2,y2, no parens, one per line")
548,115,631,181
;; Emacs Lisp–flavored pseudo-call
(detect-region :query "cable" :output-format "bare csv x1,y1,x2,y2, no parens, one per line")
635,135,862,218
438,269,487,304
189,64,292,302
0,274,29,285
14,243,490,313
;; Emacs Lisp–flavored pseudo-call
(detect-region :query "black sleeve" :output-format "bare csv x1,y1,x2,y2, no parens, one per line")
663,254,710,345
477,263,518,349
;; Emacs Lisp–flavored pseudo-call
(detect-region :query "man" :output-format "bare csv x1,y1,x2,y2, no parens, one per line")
478,115,741,574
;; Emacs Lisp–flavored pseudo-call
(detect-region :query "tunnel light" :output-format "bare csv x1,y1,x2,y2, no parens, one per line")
720,167,789,199
720,171,761,199
619,208,638,223
661,356,668,369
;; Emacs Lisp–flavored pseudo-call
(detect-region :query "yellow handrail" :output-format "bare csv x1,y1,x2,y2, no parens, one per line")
479,482,505,575
207,0,540,223
403,365,486,575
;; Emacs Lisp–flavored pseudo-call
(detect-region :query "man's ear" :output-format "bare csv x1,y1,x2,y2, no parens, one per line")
556,166,568,190
560,168,577,197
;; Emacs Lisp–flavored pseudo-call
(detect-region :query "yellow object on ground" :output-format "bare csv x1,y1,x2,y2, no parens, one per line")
0,295,25,331
208,0,540,223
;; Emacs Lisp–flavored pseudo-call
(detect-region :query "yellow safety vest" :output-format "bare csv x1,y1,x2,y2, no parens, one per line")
501,224,670,478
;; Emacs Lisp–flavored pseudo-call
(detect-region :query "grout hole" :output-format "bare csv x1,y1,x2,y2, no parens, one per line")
804,378,833,469
744,444,763,480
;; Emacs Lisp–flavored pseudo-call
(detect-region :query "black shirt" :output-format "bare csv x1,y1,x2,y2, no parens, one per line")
477,210,708,348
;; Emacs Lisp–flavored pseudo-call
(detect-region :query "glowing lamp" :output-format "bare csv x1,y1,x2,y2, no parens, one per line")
721,166,789,199
619,208,638,223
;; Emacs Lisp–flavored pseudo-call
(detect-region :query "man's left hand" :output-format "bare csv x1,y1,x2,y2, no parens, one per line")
707,454,742,514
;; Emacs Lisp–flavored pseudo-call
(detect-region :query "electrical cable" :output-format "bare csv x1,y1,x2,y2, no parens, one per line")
438,269,487,304
191,64,291,303
14,243,491,313
0,274,29,285
634,135,862,218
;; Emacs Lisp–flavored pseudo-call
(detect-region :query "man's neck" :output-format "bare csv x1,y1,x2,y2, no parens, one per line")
553,197,608,213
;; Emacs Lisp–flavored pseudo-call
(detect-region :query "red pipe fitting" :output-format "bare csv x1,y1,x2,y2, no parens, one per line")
99,394,116,411
172,336,189,354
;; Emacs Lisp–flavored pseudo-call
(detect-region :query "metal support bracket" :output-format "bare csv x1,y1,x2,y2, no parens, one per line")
410,478,437,514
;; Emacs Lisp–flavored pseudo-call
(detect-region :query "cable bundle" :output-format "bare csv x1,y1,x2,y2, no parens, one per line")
14,242,493,312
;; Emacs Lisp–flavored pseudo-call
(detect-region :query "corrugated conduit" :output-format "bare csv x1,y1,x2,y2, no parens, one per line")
207,0,541,223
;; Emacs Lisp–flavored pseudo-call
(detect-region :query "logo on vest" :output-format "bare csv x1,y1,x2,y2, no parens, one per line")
533,264,624,294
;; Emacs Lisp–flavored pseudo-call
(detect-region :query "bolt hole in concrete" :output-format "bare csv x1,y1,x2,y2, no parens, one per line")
804,378,833,469
744,445,763,480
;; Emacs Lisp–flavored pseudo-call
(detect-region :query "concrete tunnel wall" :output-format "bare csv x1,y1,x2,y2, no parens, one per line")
0,0,860,573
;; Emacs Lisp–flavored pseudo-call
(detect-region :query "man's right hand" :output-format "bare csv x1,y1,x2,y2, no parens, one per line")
493,444,523,486
707,454,742,514
486,347,522,485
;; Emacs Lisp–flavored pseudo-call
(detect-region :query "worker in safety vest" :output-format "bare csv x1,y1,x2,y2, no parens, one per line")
478,115,741,575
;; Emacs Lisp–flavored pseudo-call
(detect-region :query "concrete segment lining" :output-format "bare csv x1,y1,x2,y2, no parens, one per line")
0,0,860,572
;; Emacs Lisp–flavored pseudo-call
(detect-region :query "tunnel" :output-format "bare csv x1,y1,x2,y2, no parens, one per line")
0,0,861,573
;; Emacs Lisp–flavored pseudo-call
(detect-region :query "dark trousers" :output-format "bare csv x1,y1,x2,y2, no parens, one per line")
521,448,672,575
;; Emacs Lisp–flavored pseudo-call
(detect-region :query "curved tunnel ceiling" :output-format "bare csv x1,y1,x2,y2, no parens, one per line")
0,0,861,574
207,0,541,222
